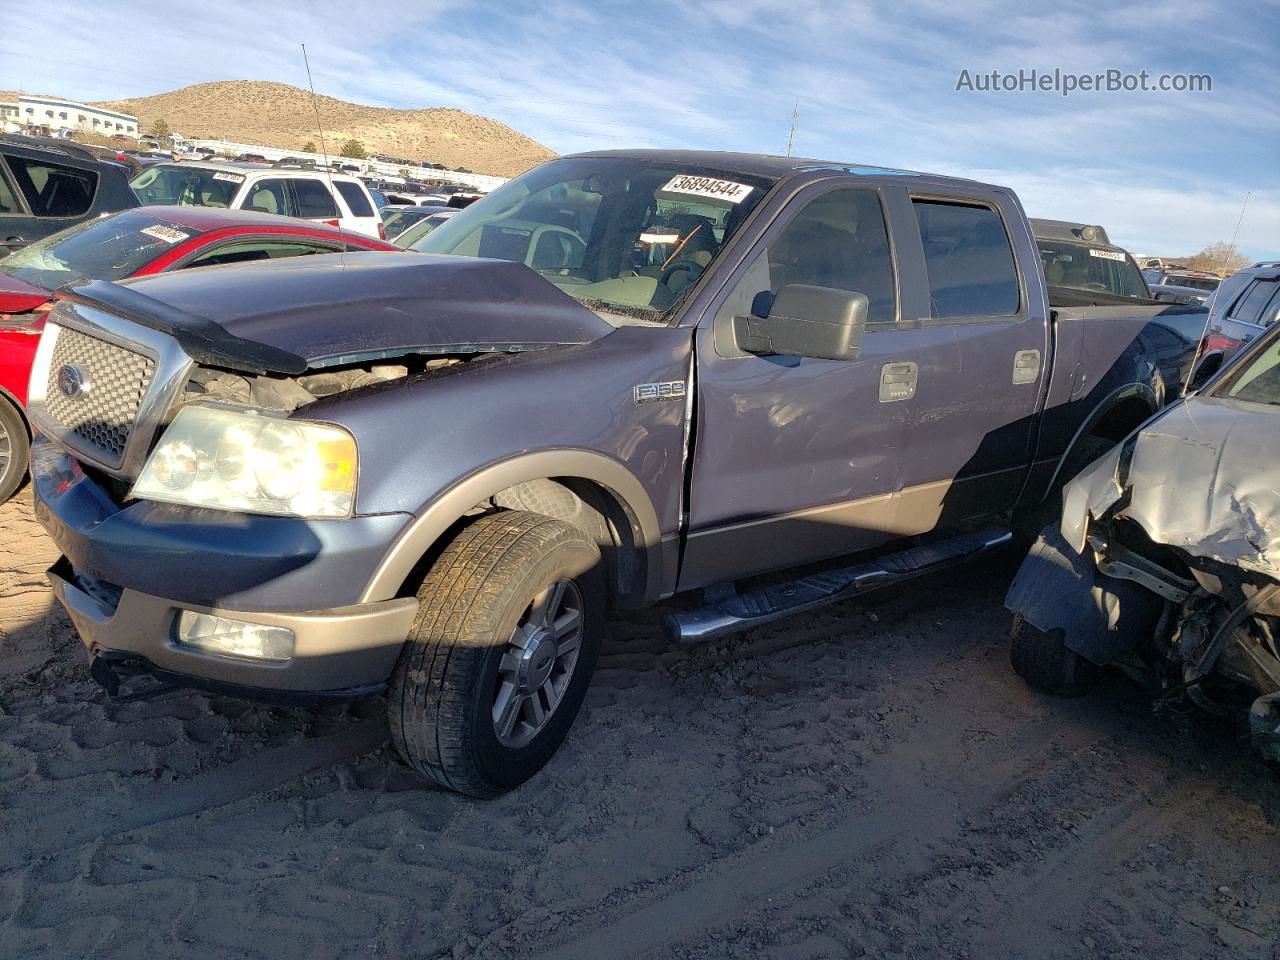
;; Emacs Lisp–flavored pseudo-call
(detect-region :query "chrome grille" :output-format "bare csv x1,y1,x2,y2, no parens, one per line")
44,325,156,463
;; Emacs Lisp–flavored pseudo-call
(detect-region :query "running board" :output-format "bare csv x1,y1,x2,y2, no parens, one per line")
662,527,1012,644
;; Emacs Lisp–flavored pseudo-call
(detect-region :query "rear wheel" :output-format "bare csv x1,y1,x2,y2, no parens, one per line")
0,399,29,504
1010,613,1099,697
388,511,604,797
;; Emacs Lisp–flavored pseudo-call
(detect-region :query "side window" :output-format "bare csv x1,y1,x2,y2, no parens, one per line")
183,240,338,268
0,161,24,215
241,179,293,217
912,199,1019,319
293,180,339,219
1229,279,1279,325
720,188,898,326
5,156,97,218
333,181,374,218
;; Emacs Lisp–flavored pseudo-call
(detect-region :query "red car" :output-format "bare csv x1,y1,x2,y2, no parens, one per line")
0,206,397,502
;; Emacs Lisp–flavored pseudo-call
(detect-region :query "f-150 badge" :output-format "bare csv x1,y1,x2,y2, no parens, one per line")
634,381,687,404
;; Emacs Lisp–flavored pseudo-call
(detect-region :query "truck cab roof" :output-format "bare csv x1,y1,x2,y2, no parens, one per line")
1028,218,1114,248
564,149,1000,191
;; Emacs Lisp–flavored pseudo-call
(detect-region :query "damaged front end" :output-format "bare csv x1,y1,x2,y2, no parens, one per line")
1008,397,1280,763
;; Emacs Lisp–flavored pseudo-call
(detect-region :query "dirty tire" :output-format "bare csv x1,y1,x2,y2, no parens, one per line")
1013,435,1115,545
388,510,604,797
0,398,29,504
1010,613,1098,697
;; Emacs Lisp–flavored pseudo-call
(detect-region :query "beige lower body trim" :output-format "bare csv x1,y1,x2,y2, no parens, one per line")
50,565,418,692
679,467,1025,591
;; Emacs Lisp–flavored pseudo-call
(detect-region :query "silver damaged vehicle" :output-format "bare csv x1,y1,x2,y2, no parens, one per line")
1006,321,1280,762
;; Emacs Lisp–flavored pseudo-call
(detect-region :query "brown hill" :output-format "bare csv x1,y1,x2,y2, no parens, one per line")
96,80,555,177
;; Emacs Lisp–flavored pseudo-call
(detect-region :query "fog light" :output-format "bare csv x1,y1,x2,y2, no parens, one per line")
174,611,295,662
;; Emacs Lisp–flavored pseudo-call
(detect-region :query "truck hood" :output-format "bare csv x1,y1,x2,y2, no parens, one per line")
1062,396,1280,578
61,252,615,375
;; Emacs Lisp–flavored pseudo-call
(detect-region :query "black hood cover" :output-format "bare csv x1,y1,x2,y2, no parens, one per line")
63,252,614,375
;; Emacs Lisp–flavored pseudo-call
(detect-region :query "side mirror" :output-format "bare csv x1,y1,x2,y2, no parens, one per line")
734,284,869,362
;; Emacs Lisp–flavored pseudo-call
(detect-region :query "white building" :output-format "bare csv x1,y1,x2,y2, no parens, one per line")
15,95,138,137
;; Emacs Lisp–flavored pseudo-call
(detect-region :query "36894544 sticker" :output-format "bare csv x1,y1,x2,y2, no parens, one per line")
660,175,754,204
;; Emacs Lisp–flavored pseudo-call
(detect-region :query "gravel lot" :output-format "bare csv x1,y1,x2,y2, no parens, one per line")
1,488,1277,959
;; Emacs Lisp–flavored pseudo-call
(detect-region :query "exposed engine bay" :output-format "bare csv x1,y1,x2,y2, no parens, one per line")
1007,394,1280,763
182,353,492,412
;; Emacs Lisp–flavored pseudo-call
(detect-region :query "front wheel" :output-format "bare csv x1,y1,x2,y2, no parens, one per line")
0,399,30,504
388,511,604,797
1010,613,1099,697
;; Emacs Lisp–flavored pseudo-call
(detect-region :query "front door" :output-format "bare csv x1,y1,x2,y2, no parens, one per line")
680,183,916,590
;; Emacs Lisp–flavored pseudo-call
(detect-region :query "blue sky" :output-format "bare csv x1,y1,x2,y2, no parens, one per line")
4,0,1276,258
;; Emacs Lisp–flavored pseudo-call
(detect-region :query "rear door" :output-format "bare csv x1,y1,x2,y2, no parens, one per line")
289,177,341,229
891,193,1047,527
0,152,99,250
0,157,33,255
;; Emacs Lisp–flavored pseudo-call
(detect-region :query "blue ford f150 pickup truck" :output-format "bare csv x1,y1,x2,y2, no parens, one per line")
28,151,1207,795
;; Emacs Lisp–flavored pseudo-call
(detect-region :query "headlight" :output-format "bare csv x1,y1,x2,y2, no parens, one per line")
132,404,357,518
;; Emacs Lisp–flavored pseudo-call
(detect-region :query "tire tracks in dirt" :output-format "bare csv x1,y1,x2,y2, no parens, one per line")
519,694,1118,960
0,720,386,872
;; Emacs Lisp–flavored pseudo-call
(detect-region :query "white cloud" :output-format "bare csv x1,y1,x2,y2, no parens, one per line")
3,0,1271,258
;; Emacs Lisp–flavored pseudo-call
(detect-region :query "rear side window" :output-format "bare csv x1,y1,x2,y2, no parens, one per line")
242,179,293,216
0,161,23,214
913,200,1019,318
1230,279,1280,326
5,156,97,218
333,180,374,217
185,239,338,268
293,180,339,219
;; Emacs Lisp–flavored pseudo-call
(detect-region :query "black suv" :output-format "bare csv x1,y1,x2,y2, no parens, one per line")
0,135,139,257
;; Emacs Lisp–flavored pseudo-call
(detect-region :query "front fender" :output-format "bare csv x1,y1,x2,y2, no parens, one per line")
357,448,667,605
1006,527,1162,666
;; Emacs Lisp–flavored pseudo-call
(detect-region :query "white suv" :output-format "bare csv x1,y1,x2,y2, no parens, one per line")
129,162,385,239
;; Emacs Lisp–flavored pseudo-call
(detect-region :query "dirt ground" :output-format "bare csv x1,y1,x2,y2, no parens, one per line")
1,488,1278,960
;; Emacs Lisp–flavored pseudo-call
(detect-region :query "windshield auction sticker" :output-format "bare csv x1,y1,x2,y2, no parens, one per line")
212,172,246,183
1088,248,1126,261
140,224,191,244
661,175,753,204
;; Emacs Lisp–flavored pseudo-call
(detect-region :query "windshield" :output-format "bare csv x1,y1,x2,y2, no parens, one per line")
1219,331,1280,406
1166,274,1220,292
413,157,775,323
130,164,244,207
0,209,198,288
1038,240,1148,299
398,212,457,247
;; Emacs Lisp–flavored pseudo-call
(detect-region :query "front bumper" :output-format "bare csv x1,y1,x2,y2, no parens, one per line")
49,559,417,694
31,436,418,695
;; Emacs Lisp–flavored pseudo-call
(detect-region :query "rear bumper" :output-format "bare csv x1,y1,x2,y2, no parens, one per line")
50,558,418,694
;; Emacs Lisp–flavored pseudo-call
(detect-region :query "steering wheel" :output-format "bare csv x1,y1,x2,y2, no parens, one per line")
1084,282,1108,292
659,259,705,287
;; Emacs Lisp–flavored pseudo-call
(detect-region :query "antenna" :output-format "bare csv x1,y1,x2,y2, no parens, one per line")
786,101,798,157
1222,191,1251,273
301,42,346,259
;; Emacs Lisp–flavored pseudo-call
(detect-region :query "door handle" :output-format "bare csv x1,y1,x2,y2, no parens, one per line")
879,361,917,402
1012,349,1041,384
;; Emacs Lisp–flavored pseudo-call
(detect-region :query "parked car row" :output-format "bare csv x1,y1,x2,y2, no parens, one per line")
1,135,497,258
0,207,397,500
17,147,1240,798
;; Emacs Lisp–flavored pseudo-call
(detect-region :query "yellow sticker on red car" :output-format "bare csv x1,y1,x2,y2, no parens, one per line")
140,224,191,244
